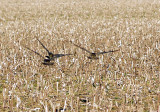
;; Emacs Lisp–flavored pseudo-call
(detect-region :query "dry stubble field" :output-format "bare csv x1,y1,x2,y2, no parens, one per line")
0,0,160,111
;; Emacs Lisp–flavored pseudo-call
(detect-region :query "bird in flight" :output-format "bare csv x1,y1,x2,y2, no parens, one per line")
25,38,72,65
71,41,119,60
24,46,54,65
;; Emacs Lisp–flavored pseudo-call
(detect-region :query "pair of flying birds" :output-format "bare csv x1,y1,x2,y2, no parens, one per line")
25,38,119,65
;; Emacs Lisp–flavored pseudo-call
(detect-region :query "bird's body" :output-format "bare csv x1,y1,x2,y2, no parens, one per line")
88,53,99,60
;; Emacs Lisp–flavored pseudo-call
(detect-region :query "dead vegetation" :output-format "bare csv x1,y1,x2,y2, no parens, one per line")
0,0,160,111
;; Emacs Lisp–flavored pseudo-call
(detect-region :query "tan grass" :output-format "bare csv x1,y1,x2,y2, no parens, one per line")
0,0,160,111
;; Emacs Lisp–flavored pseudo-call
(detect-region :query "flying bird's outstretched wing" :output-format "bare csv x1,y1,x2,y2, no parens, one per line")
96,49,119,55
24,46,45,59
71,42,92,54
36,38,51,55
53,54,73,58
